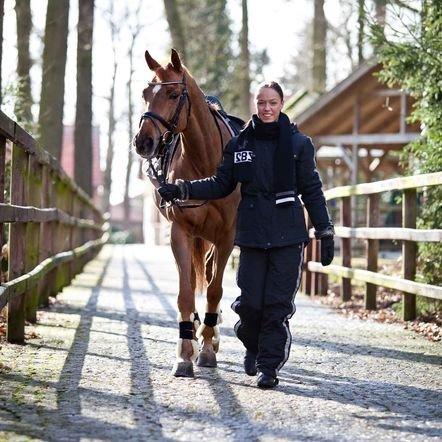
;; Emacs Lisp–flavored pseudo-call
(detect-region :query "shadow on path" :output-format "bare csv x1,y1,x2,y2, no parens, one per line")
295,336,442,366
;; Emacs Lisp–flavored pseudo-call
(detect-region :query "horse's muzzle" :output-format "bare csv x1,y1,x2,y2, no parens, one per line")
134,134,155,159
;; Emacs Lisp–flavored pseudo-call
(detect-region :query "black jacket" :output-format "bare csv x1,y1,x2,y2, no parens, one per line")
187,124,333,248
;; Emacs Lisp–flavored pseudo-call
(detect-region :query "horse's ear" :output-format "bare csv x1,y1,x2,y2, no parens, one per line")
170,49,182,72
145,50,161,71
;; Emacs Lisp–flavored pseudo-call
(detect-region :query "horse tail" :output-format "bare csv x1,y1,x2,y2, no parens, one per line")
192,237,207,294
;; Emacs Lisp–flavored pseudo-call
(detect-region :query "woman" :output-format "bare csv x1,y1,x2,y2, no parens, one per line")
158,81,334,389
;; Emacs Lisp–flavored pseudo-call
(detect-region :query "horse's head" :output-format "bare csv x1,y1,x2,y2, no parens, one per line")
134,49,190,160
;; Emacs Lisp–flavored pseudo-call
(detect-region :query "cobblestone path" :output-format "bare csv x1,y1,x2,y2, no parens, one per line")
0,244,441,441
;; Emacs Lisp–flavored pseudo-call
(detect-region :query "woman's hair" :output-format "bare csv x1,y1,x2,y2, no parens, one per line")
256,81,284,101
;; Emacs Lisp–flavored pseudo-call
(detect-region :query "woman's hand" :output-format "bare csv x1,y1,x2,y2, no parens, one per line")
158,184,182,202
320,236,334,266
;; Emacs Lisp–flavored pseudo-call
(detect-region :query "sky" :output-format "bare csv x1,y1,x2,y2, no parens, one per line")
1,0,384,205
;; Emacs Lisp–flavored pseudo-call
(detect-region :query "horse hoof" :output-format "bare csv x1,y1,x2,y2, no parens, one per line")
172,361,194,378
197,352,217,367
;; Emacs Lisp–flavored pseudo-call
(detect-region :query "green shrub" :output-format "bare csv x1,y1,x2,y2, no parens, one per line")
370,1,442,285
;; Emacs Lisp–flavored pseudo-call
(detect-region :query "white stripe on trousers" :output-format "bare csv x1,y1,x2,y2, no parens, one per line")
276,243,305,373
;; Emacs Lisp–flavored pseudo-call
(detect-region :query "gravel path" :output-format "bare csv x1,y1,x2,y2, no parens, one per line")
0,244,441,441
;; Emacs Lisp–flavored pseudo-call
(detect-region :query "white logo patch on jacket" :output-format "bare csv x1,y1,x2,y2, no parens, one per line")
234,151,253,163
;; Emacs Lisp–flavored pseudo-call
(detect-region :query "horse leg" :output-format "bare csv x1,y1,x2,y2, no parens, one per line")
196,240,233,367
170,223,199,377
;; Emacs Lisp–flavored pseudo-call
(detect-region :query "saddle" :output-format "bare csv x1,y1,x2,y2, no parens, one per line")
205,95,245,136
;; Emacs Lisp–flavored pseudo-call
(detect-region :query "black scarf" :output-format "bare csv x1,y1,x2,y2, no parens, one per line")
239,113,295,205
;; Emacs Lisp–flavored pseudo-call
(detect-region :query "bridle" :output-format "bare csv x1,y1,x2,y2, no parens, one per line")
139,75,209,210
139,75,191,152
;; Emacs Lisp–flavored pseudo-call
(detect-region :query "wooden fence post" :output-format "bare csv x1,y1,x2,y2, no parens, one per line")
7,144,28,343
303,240,312,295
25,155,42,322
402,189,417,320
318,269,328,296
311,238,320,295
365,193,379,310
340,196,352,301
39,167,57,305
55,178,70,292
0,135,5,283
71,193,81,279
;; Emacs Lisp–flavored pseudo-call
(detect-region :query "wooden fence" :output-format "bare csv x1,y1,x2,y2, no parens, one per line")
0,111,108,344
303,171,442,321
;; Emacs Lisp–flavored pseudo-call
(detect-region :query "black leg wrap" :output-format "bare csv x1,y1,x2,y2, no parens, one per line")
179,321,194,340
203,312,218,327
194,312,201,324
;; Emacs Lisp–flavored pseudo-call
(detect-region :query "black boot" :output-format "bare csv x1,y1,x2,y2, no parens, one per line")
243,350,257,376
257,372,279,389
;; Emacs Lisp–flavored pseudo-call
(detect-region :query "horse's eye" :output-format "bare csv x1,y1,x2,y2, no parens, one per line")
169,93,179,100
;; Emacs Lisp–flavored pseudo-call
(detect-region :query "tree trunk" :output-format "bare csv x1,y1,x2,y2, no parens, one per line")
38,0,70,159
163,0,187,60
102,60,116,214
124,45,135,227
102,4,119,214
123,2,143,228
238,0,250,119
374,0,387,26
312,0,327,94
74,0,94,197
0,0,4,105
357,0,365,64
15,0,33,126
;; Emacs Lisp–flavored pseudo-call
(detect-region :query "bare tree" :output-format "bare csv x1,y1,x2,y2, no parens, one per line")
38,0,70,159
328,0,358,70
374,0,387,26
74,0,94,196
357,0,365,63
163,0,187,60
124,2,143,225
238,0,250,119
102,3,125,213
15,0,33,126
312,0,327,93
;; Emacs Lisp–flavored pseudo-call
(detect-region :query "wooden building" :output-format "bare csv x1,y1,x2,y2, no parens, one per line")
292,60,420,189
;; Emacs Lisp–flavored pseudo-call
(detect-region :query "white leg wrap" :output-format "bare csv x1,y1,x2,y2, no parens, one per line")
195,322,206,340
195,323,221,348
176,338,199,362
213,325,220,346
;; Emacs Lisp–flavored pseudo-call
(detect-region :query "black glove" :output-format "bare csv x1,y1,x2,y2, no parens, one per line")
158,183,182,202
320,236,334,266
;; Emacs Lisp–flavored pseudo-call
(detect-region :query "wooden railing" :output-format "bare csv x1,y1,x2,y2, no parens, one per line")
0,111,109,343
303,172,442,321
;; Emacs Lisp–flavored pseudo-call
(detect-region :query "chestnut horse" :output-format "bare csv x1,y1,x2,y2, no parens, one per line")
134,49,240,377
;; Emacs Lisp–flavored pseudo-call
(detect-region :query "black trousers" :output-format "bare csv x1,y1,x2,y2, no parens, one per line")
231,243,304,377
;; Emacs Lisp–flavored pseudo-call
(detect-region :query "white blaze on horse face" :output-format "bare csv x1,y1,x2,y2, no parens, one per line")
152,84,161,95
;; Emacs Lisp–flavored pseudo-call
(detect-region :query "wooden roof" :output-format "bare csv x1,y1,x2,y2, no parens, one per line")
294,61,420,151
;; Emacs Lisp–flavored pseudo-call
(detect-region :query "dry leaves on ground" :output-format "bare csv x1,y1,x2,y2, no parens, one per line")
315,284,441,342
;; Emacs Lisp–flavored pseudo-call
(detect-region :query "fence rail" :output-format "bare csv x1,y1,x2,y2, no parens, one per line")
0,110,108,343
303,171,442,321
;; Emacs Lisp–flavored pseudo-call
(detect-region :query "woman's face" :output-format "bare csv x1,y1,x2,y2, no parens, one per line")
255,87,283,123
